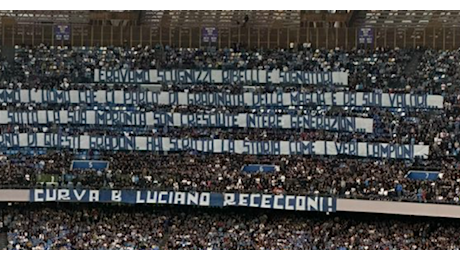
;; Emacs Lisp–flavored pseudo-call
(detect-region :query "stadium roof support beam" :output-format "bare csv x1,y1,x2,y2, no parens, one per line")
142,10,301,29
0,10,89,25
300,11,354,28
355,10,460,28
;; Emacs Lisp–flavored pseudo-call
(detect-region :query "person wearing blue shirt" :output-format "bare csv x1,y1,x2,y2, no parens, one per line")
417,188,423,203
396,183,403,198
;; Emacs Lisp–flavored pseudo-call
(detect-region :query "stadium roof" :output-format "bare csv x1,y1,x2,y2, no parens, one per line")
1,10,460,29
355,10,460,28
0,10,90,24
143,10,303,28
0,10,303,28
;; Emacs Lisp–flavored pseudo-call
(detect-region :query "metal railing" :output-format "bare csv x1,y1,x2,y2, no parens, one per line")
0,24,459,50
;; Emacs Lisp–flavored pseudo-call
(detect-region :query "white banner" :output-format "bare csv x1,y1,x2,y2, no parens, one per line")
0,133,429,159
93,69,349,85
0,110,374,133
0,89,444,108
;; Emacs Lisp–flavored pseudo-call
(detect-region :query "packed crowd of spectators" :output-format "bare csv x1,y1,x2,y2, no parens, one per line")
1,44,460,250
1,44,460,204
1,45,460,155
0,44,455,93
5,45,460,94
1,151,459,204
3,204,165,250
4,44,407,89
1,103,460,155
3,204,460,250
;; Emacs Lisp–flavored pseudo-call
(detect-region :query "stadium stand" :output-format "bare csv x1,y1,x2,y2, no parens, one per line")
1,10,460,250
2,204,460,249
354,10,460,28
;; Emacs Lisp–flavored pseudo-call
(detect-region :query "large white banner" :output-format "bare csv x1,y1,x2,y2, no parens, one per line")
0,133,429,159
31,189,337,212
0,89,444,108
93,69,349,85
0,110,374,133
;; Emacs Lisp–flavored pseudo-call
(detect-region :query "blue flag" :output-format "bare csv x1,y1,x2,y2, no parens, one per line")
71,160,109,170
241,164,279,173
405,170,443,181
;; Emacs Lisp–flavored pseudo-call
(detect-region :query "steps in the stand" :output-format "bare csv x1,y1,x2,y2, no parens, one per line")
159,228,170,249
405,51,422,75
0,232,8,250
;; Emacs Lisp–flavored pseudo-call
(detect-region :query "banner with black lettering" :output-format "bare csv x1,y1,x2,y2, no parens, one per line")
93,68,349,85
0,110,374,133
0,133,429,159
31,189,337,212
0,89,443,109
